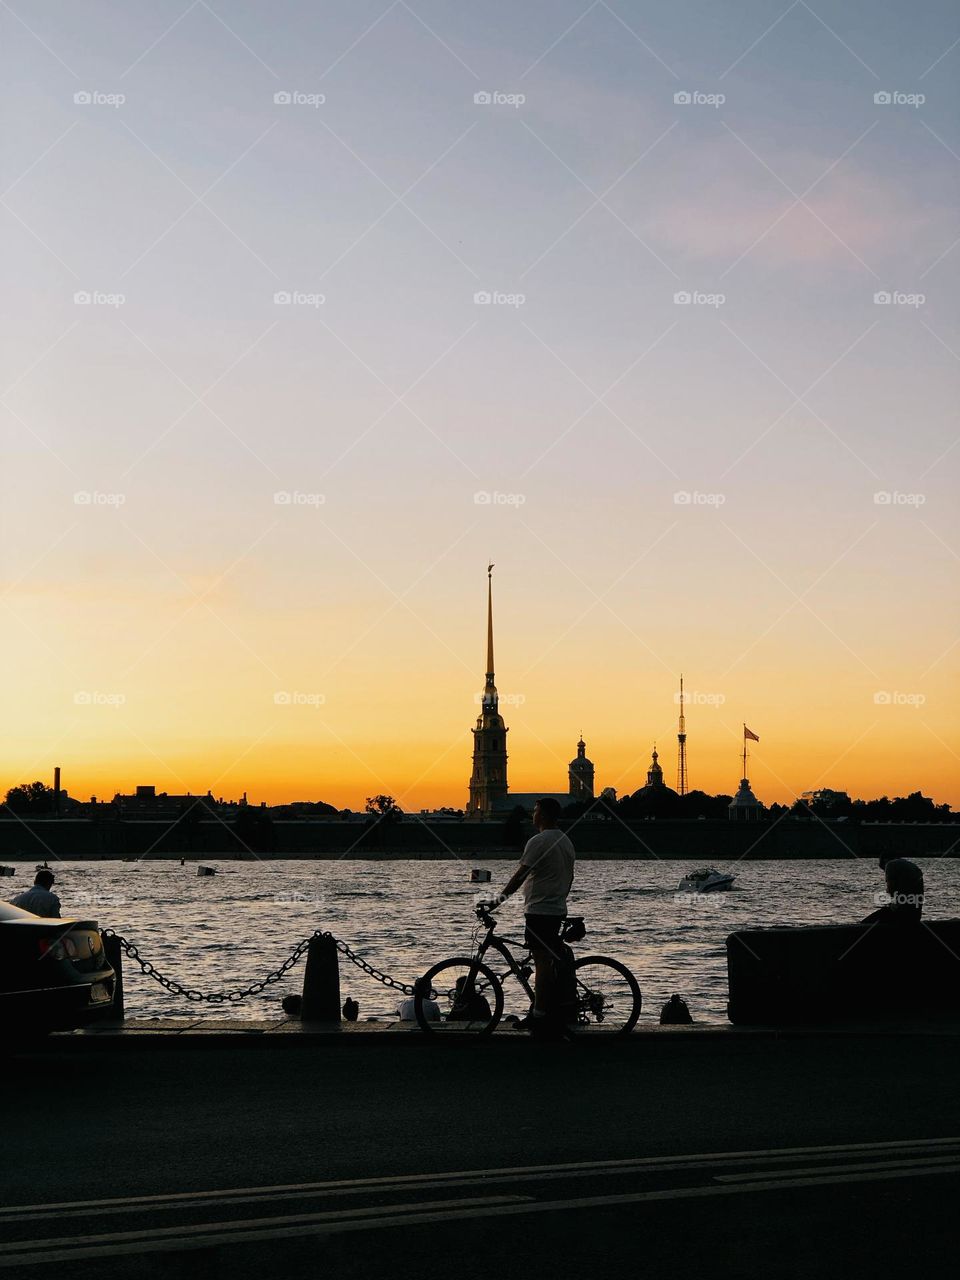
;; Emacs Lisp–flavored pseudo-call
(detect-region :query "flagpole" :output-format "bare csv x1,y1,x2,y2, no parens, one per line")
742,724,747,780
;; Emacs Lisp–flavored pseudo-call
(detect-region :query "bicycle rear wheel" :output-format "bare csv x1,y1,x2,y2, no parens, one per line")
571,956,642,1035
414,957,503,1036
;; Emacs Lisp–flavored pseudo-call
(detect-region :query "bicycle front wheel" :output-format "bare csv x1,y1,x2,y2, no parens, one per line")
415,957,504,1036
571,956,642,1035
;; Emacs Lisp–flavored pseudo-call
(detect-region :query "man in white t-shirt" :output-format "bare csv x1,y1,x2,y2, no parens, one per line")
397,976,441,1022
487,798,575,1036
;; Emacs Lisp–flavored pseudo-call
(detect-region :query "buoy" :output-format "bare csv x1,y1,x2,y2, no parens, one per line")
196,865,217,877
470,868,492,883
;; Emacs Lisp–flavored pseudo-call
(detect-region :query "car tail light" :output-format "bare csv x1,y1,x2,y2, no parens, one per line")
61,936,79,959
38,939,65,960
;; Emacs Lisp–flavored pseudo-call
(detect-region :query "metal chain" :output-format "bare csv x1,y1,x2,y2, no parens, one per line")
102,929,415,1003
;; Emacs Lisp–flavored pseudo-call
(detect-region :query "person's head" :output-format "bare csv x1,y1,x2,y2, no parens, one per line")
534,797,562,831
884,858,924,910
34,869,55,890
413,976,433,999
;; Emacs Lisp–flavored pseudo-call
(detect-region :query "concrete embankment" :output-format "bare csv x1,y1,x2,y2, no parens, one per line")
2,817,957,860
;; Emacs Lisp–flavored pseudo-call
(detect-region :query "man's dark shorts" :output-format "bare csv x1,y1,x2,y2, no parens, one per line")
525,914,564,954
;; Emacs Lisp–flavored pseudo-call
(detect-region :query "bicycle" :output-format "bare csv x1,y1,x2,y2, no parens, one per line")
414,904,642,1036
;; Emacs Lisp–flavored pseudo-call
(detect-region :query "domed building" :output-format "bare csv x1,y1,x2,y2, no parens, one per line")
622,745,682,817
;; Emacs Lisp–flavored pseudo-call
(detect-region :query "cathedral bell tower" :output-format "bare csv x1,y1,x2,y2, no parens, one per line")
467,565,509,817
568,735,595,801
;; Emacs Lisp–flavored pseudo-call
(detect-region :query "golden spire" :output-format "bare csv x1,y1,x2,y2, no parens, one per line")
486,563,495,683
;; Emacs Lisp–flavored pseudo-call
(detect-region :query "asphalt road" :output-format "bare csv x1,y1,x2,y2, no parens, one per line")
3,1035,958,1278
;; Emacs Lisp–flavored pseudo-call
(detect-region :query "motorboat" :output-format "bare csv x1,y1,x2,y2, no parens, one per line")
677,867,736,893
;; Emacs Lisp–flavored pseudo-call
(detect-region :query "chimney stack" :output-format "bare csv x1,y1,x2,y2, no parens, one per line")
54,766,61,816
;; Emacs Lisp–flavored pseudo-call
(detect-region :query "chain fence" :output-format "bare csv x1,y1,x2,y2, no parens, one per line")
102,928,416,1005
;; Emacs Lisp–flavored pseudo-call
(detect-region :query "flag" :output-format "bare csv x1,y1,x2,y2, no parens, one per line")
744,725,760,742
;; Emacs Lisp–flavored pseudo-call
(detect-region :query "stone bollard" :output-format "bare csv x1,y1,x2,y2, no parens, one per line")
99,932,125,1023
301,934,341,1022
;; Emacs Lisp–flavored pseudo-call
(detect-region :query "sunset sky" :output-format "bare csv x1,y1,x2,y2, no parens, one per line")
1,0,958,811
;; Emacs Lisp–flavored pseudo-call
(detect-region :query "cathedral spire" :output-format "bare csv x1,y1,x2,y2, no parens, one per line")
486,563,495,685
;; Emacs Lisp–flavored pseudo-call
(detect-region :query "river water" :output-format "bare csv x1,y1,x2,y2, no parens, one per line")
22,858,960,1024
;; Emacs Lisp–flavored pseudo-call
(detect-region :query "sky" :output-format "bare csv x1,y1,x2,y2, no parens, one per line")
1,0,958,811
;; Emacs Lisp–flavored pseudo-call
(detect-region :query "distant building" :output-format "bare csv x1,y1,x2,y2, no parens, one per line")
728,778,763,821
569,737,595,802
113,785,218,819
466,568,594,818
467,567,509,818
800,789,850,810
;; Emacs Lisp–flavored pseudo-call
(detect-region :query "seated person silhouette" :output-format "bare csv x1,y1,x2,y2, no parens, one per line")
397,976,440,1022
447,975,492,1022
862,857,924,926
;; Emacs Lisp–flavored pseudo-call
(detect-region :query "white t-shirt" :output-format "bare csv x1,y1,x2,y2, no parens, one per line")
11,886,61,918
520,829,575,915
397,996,440,1022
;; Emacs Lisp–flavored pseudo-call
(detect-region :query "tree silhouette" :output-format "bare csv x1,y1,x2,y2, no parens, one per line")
4,781,56,814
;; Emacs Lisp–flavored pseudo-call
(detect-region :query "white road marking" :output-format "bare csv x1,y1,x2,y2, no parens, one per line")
2,1161,959,1268
3,1134,958,1219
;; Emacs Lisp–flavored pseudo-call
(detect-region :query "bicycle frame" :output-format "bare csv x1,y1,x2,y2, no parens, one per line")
469,917,536,1007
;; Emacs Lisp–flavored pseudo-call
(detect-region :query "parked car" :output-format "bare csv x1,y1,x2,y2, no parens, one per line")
1,900,115,1033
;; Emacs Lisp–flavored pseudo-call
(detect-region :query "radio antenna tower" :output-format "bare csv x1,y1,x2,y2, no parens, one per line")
676,674,688,796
